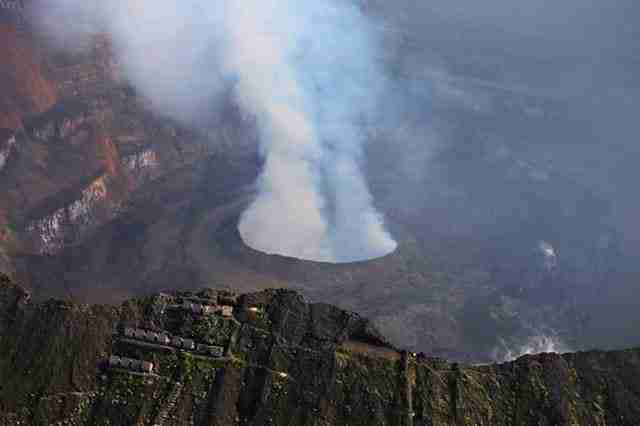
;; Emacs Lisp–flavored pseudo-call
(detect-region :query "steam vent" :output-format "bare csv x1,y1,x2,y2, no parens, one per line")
238,213,398,264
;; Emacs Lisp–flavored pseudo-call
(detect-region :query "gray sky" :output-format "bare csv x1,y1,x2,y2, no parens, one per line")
418,0,634,41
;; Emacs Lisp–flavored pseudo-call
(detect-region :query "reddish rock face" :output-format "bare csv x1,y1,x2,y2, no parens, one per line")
0,17,188,259
0,24,57,129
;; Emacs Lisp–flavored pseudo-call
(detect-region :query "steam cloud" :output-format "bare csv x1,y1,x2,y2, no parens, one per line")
33,0,397,263
492,332,572,362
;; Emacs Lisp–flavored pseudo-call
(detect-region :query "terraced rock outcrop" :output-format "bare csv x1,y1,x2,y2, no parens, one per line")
0,15,255,268
0,274,639,425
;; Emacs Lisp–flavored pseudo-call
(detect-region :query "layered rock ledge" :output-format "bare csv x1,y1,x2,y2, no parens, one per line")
0,274,639,425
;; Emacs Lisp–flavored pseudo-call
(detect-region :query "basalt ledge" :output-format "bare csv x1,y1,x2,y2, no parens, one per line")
0,274,639,426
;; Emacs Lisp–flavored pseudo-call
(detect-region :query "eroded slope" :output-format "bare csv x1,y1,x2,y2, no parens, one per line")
1,275,639,426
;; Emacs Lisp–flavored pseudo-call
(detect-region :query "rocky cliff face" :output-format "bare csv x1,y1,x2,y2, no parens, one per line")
0,23,57,130
24,172,122,254
0,274,639,426
0,129,16,172
0,15,253,263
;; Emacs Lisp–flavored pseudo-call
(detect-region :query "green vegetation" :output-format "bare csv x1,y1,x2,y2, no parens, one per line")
192,315,237,346
1,279,639,425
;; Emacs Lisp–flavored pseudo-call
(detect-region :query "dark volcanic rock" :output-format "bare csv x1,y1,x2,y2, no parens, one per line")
0,273,29,335
0,275,639,425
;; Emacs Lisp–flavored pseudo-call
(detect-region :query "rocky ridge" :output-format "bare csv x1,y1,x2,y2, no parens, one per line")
1,274,639,426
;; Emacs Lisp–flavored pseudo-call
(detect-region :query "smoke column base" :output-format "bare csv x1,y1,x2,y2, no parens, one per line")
238,221,397,264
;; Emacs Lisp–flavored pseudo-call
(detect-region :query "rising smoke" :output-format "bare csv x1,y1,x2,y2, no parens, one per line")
491,332,572,363
33,0,397,263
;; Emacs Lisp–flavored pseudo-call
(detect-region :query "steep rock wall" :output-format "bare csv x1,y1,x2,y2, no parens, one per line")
0,3,260,288
0,24,57,130
47,33,121,99
122,147,161,188
0,130,16,172
0,278,639,425
0,20,212,263
22,143,163,255
25,173,122,254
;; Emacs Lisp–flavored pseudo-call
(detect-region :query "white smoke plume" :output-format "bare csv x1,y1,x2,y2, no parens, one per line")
492,332,572,363
538,240,558,270
32,0,397,263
